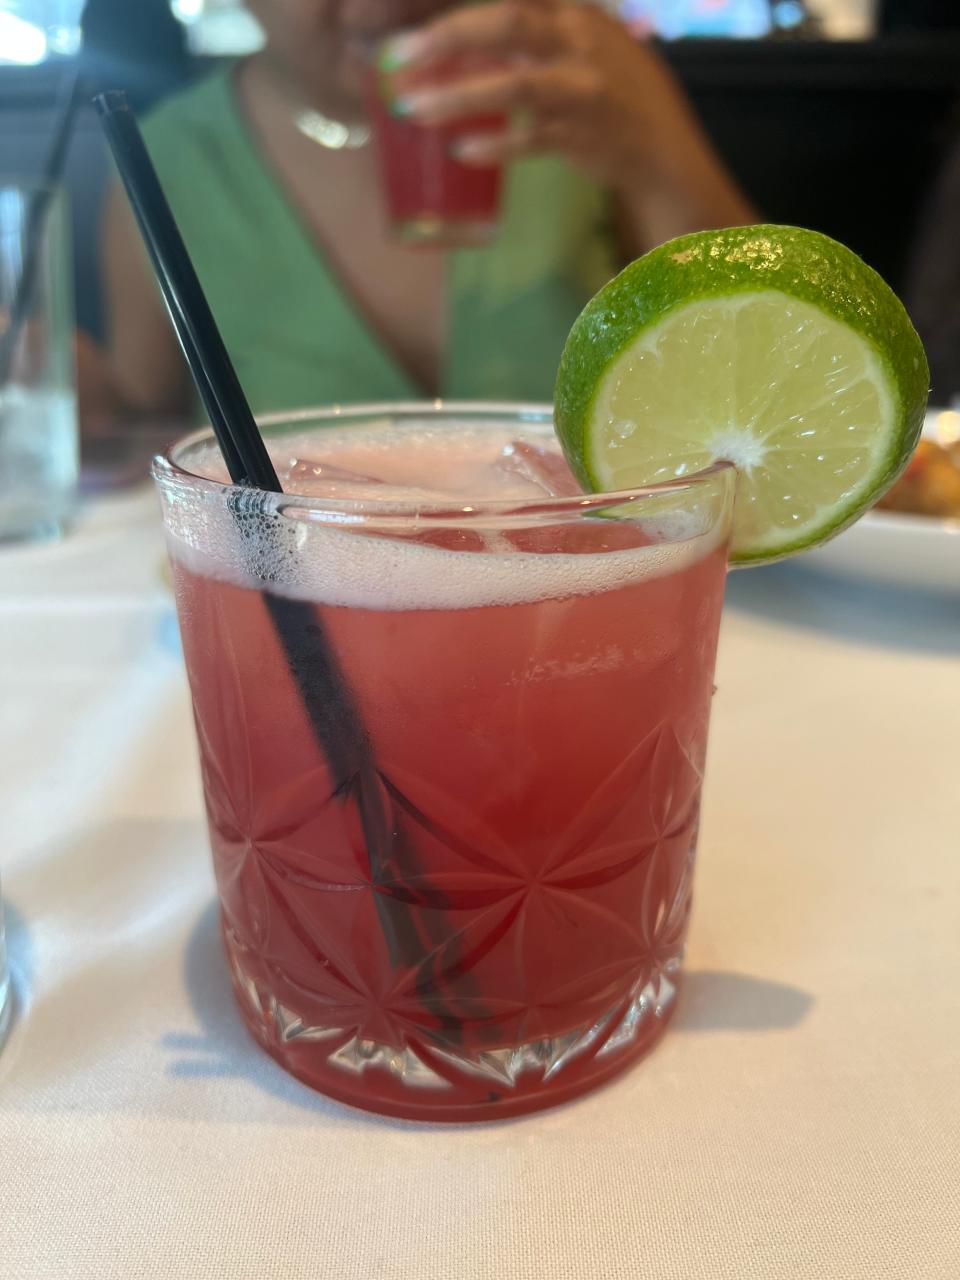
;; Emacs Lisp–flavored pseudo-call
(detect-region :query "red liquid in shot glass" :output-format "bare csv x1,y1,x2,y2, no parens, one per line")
367,59,505,247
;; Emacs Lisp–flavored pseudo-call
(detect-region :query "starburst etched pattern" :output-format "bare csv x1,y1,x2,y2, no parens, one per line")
167,414,730,1120
203,714,707,1115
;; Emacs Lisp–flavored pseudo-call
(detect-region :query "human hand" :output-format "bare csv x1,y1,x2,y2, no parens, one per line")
381,1,714,200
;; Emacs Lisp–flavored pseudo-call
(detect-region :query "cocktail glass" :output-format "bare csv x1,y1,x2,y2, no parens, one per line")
153,403,734,1120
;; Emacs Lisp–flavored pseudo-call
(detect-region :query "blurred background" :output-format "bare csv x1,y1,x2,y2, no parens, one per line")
3,0,960,367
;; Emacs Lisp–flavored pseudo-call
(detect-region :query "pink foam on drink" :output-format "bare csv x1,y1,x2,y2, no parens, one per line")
170,421,725,611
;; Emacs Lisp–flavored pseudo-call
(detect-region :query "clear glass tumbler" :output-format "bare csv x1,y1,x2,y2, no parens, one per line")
0,182,78,542
154,404,733,1120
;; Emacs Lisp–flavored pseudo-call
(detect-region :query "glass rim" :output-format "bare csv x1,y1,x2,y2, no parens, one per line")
152,400,735,525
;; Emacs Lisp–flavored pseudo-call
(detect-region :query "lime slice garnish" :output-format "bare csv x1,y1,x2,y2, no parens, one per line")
554,224,929,562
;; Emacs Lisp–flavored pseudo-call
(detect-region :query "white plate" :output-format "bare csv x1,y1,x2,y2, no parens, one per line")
803,411,960,594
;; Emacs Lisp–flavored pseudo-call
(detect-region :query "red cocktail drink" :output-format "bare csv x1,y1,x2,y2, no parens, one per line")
368,59,504,246
154,405,733,1120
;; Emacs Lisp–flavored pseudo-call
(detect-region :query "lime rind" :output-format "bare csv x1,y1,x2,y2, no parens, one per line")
554,225,929,563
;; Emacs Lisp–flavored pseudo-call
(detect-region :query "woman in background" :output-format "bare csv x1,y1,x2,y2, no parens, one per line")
85,0,755,421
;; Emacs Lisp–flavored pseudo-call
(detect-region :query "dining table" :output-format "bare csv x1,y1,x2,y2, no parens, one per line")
2,477,958,1280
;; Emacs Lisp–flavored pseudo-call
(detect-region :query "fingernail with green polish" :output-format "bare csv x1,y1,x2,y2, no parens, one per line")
378,32,425,73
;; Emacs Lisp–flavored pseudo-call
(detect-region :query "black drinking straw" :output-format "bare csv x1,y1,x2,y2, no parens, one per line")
94,91,412,967
0,68,82,389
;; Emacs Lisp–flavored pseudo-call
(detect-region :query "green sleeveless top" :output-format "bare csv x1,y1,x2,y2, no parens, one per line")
142,66,619,414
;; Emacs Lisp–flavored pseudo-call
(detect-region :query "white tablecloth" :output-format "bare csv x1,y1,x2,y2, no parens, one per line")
2,489,959,1280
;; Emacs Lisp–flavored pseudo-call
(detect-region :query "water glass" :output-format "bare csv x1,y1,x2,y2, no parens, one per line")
0,182,78,542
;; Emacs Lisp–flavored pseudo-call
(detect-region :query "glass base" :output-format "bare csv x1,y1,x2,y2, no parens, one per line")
0,494,74,545
392,214,499,249
227,940,681,1122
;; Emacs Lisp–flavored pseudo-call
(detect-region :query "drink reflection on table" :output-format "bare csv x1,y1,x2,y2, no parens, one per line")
76,0,755,437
